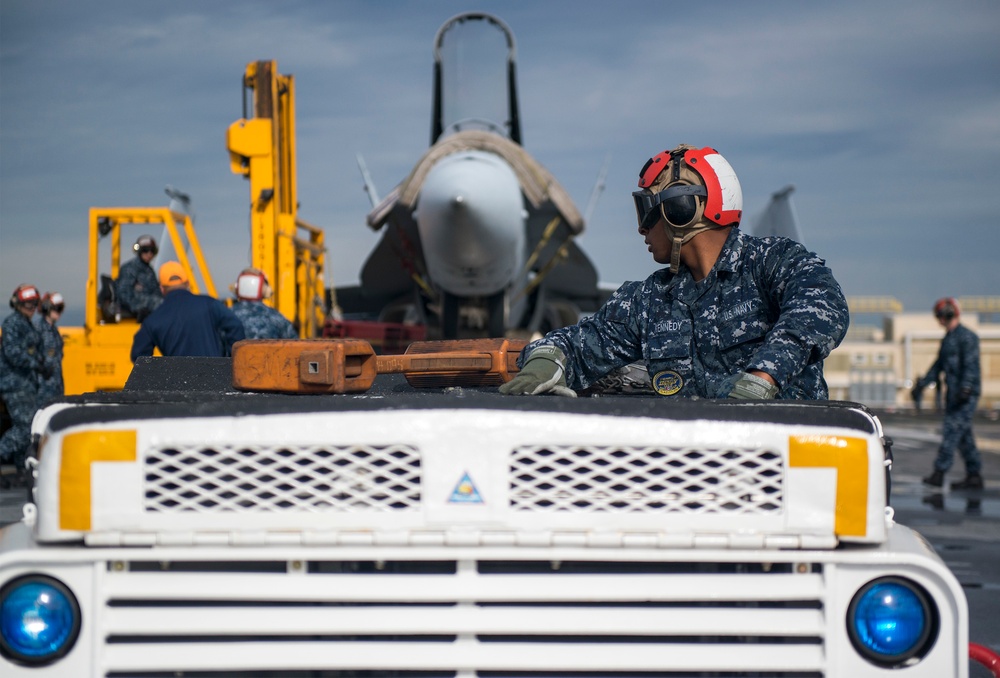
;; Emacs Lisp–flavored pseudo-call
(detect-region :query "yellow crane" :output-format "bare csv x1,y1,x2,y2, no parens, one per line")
227,60,327,339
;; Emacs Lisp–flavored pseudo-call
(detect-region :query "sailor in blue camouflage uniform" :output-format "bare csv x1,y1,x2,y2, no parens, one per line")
117,234,164,321
501,145,849,400
230,268,298,339
913,298,982,490
34,292,66,407
1,285,47,481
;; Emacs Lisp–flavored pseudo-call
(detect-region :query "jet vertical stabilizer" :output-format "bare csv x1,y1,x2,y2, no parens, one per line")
343,12,603,339
749,185,804,244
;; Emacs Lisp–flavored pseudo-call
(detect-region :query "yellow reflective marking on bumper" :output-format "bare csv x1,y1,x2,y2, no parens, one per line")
60,430,137,530
789,435,868,537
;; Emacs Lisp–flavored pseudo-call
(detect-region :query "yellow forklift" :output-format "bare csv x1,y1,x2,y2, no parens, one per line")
59,207,217,394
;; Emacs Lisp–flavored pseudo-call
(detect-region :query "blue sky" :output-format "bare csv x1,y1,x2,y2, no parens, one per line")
2,0,999,325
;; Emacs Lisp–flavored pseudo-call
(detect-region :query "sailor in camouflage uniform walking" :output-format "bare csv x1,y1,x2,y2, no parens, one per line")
230,268,298,340
117,235,164,320
1,285,47,479
913,298,982,490
501,145,849,400
34,292,66,407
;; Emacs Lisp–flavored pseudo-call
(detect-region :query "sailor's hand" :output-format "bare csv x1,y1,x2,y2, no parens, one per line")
728,371,778,400
499,346,576,397
37,357,54,380
910,383,924,402
956,387,973,404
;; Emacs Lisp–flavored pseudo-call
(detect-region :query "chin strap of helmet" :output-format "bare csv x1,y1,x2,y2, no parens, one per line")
662,219,718,272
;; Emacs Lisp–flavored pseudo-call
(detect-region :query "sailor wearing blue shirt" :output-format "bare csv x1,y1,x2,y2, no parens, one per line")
501,145,849,400
130,262,245,361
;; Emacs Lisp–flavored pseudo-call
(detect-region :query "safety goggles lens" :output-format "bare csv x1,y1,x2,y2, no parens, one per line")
632,191,659,230
632,184,707,230
52,304,65,313
138,246,156,254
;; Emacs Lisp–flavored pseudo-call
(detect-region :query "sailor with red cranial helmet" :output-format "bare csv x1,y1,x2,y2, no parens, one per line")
500,144,850,400
33,292,66,407
229,268,298,340
1,284,46,480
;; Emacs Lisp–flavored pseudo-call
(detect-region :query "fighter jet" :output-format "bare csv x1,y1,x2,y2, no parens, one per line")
339,12,604,339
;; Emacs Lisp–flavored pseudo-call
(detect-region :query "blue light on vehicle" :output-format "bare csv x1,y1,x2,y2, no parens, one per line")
0,575,81,665
847,576,936,666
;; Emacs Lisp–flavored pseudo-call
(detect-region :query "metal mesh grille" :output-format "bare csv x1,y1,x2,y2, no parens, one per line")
143,444,422,513
509,445,783,513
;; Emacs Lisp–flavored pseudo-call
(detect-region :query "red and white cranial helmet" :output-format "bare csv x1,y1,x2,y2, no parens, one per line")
235,268,271,301
41,292,65,314
9,284,40,309
634,145,743,231
933,297,960,321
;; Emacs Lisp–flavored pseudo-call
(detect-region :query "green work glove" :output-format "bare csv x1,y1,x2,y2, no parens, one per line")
499,346,577,397
729,371,779,400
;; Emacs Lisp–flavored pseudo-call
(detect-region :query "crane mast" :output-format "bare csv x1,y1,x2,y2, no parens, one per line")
227,60,326,337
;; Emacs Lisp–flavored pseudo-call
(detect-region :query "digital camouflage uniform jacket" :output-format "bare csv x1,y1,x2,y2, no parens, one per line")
524,228,849,399
0,312,43,396
232,301,298,340
117,256,163,318
916,324,980,406
34,316,65,406
0,311,43,463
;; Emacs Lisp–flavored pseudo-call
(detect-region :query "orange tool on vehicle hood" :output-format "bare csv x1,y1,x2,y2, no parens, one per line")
231,337,527,393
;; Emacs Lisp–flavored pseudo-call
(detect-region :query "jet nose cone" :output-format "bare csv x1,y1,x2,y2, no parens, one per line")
415,149,526,295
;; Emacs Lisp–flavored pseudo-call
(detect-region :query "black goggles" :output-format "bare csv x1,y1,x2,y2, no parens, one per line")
138,246,157,255
632,184,707,230
50,303,65,313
